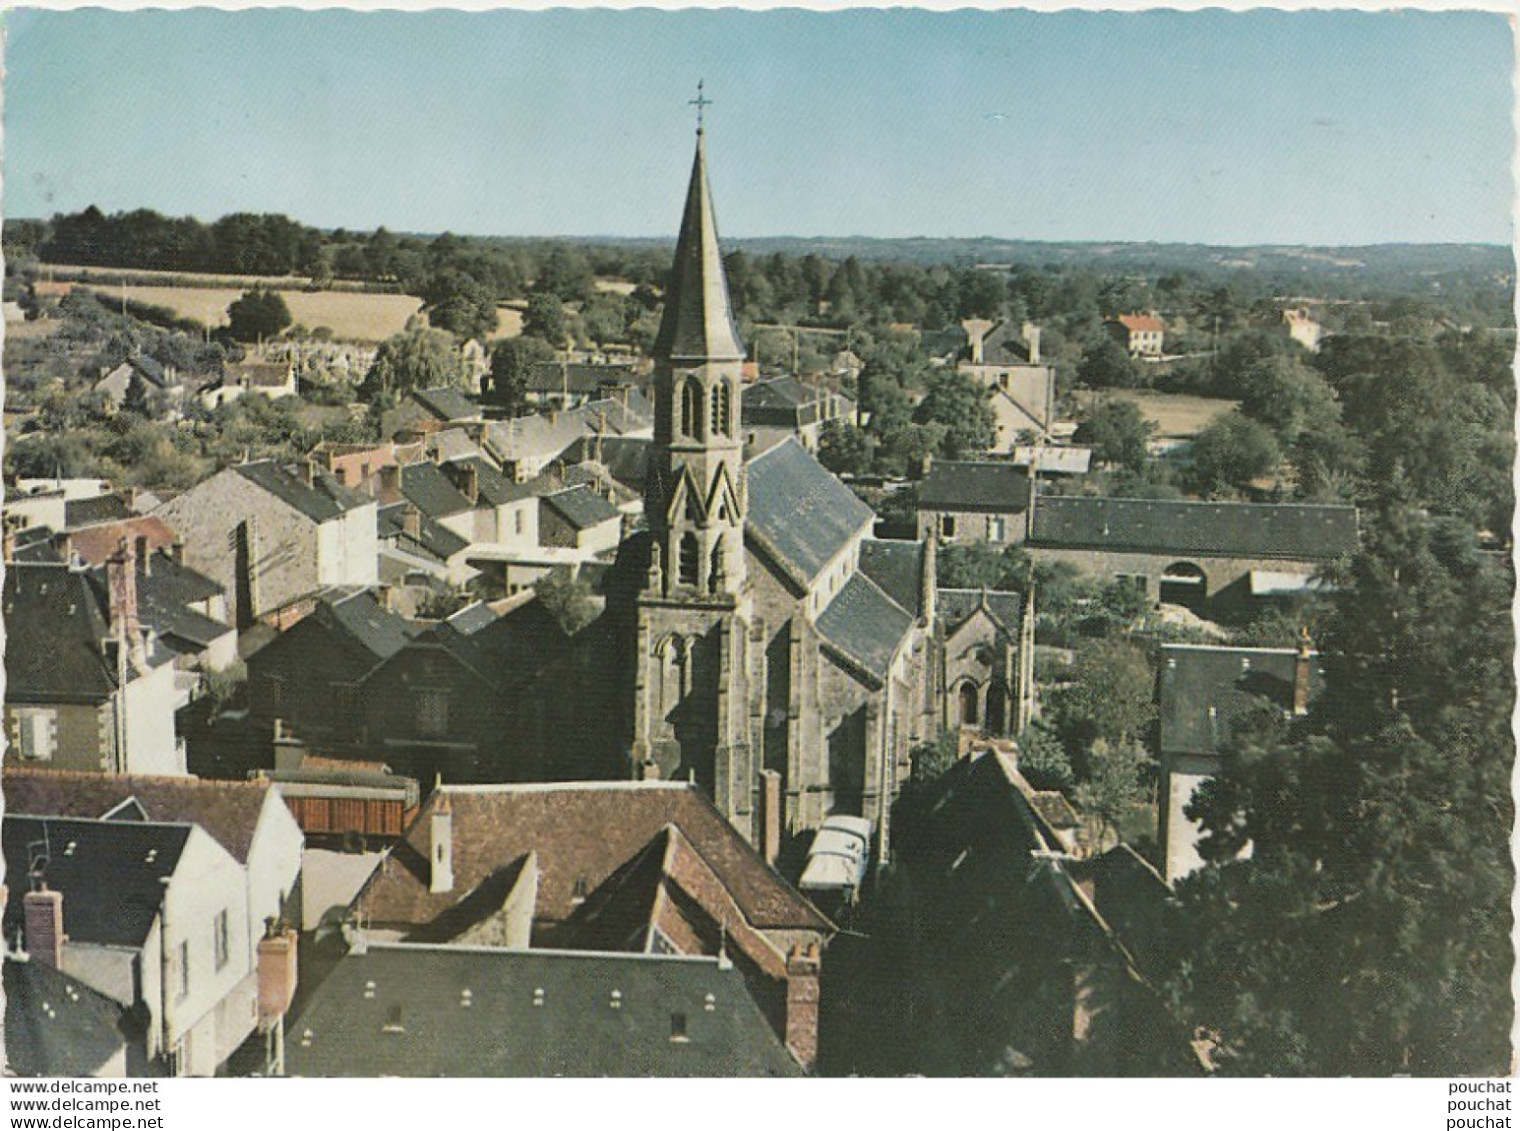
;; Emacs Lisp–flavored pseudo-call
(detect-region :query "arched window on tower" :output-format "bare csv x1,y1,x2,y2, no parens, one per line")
679,533,700,589
709,541,725,594
681,380,703,440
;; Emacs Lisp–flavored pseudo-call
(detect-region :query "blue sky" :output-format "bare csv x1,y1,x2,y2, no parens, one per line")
4,7,1512,245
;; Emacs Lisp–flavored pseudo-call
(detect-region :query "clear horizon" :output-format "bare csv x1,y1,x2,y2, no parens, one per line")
4,8,1513,247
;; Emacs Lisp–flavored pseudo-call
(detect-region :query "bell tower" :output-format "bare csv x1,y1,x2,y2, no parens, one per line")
631,89,757,840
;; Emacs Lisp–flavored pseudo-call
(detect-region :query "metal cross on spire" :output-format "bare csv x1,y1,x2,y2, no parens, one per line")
689,79,713,133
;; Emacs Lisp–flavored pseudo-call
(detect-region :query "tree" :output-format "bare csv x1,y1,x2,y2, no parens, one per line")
1073,398,1155,473
1171,502,1514,1075
1235,356,1340,445
1187,411,1280,496
817,421,877,476
1016,723,1074,791
534,567,599,635
359,323,463,403
913,370,995,458
419,268,499,342
1074,737,1151,848
226,288,292,343
522,292,568,345
1051,637,1155,752
1077,335,1142,389
486,336,556,413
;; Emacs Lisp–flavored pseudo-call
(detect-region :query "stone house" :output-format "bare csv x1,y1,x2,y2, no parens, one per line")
522,359,640,411
350,780,833,1070
915,459,1034,545
481,393,654,482
4,554,184,775
539,484,622,555
379,385,481,443
440,455,538,549
1106,313,1165,357
94,355,183,413
958,320,1057,445
1157,639,1325,881
309,439,426,496
156,459,378,628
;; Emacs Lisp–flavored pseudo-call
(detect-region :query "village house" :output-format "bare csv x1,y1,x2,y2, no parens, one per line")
348,780,833,1071
958,319,1058,445
376,501,477,595
914,459,1034,545
309,439,426,495
740,374,855,457
93,354,184,413
155,459,378,629
1156,638,1325,881
1106,313,1166,358
481,393,654,482
379,385,482,443
522,358,641,410
196,357,298,410
4,551,185,776
539,484,623,555
5,814,262,1075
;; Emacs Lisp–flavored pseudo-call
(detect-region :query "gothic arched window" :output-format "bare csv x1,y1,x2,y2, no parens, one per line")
679,533,700,588
709,541,725,593
681,380,703,440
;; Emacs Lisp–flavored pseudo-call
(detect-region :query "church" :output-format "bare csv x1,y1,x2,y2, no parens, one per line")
621,121,950,864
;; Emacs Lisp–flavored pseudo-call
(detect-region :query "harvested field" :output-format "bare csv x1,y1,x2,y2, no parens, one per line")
1074,389,1237,439
116,285,424,342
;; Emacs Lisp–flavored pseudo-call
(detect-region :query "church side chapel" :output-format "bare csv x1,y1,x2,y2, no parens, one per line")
616,111,981,865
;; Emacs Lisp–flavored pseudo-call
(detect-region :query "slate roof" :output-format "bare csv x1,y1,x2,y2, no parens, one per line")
1029,496,1359,560
397,600,568,691
741,376,829,427
3,815,190,947
10,525,61,563
3,767,277,864
857,538,926,619
234,460,372,524
558,436,650,492
483,395,654,466
917,460,1032,514
816,572,914,682
1158,643,1326,757
936,588,1025,637
401,462,475,520
356,782,830,936
316,589,417,662
4,958,132,1078
652,135,746,364
444,455,532,507
543,485,620,531
378,503,470,561
284,943,800,1077
64,493,133,529
109,554,231,650
978,320,1040,366
525,361,638,396
4,564,117,703
411,386,479,423
745,438,874,585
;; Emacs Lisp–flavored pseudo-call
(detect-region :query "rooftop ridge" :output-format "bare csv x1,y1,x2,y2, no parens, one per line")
360,939,727,965
435,780,697,796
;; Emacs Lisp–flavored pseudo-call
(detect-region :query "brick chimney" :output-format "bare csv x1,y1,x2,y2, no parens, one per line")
378,464,403,506
1294,627,1314,716
758,770,783,867
105,537,147,670
257,917,298,1028
24,885,65,969
784,942,821,1072
429,791,454,894
402,505,421,540
459,462,479,505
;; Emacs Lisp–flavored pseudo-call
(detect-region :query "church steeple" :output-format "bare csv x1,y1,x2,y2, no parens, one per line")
645,100,748,602
653,123,746,364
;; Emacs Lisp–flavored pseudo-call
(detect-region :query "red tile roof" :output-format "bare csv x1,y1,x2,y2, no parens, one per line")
356,783,830,936
64,517,178,565
1114,314,1164,333
2,767,276,863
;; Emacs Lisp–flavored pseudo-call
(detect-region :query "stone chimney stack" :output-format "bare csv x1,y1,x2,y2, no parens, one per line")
402,505,421,540
257,917,299,1028
961,318,994,364
460,463,479,505
429,791,454,894
1022,322,1042,365
784,942,822,1072
24,885,65,970
1294,627,1314,716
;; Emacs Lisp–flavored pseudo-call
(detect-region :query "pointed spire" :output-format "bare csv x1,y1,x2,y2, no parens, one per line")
653,129,746,364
